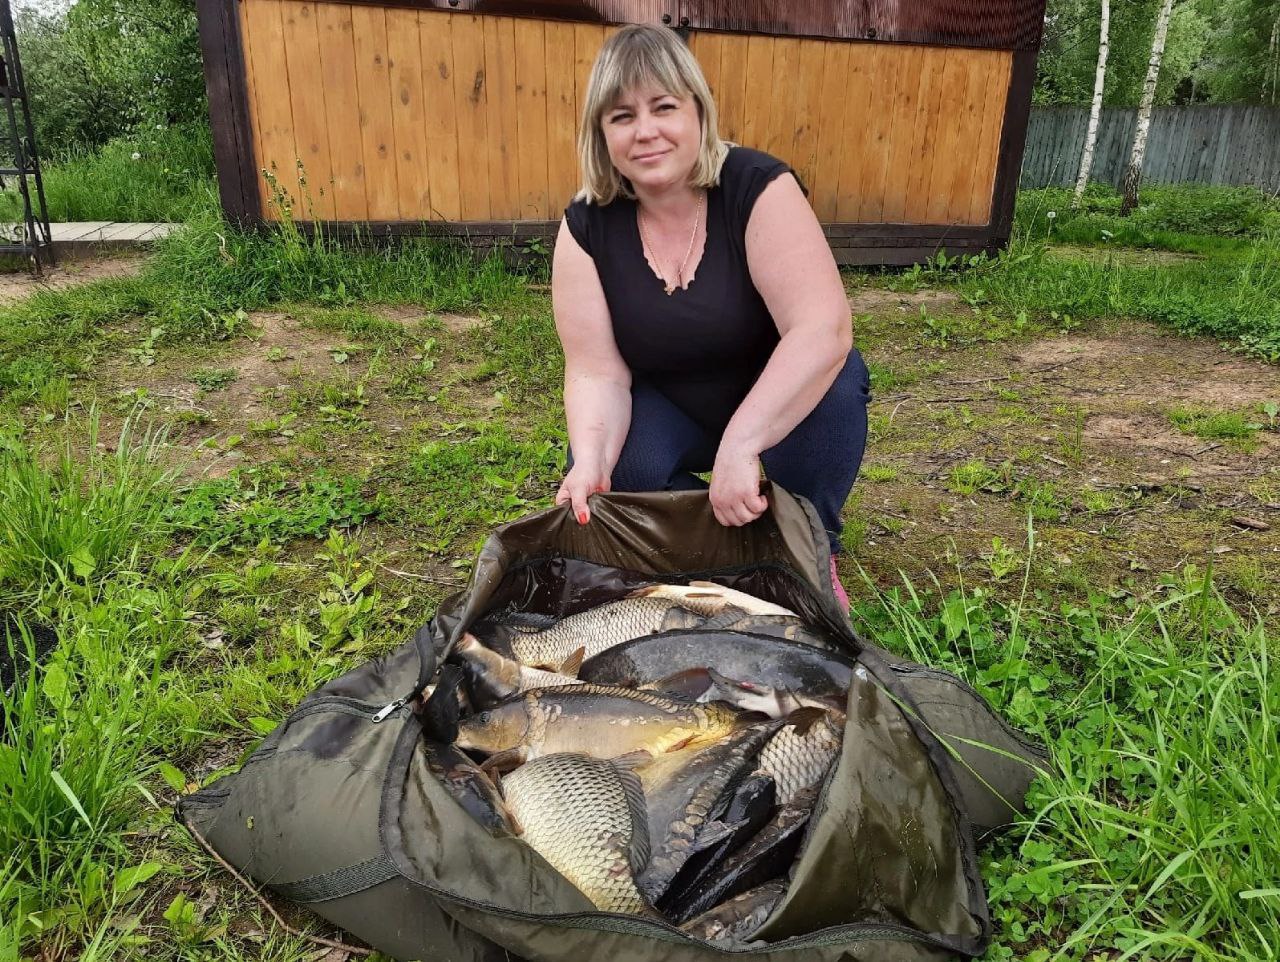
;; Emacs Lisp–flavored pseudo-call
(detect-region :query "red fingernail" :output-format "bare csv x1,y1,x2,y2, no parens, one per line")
577,511,588,525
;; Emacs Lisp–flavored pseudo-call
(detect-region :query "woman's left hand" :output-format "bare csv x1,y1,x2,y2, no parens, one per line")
710,444,768,527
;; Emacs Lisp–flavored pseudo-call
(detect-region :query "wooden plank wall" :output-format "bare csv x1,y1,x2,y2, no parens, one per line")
238,0,1012,225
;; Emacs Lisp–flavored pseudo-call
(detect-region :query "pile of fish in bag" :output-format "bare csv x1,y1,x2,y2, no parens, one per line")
422,580,856,947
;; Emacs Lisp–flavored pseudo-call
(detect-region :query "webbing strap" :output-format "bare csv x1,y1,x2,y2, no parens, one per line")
268,853,400,903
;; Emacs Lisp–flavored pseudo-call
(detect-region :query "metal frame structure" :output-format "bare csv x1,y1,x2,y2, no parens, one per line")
0,0,53,273
197,0,1045,266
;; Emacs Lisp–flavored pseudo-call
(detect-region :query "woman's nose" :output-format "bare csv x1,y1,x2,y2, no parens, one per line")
635,109,659,140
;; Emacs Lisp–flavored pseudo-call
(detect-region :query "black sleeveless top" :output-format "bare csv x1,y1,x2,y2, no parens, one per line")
564,146,800,436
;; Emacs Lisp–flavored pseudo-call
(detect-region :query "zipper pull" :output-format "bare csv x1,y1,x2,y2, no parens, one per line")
372,695,409,723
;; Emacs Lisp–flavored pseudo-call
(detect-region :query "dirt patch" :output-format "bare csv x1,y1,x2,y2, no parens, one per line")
0,254,148,305
851,315,1280,607
1051,244,1204,265
372,304,485,333
848,287,960,315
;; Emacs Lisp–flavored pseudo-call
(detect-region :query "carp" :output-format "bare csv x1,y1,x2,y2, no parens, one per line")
454,632,583,707
420,740,515,838
500,752,652,914
680,880,787,944
756,707,844,805
455,685,748,771
634,720,781,904
508,583,796,670
580,630,853,697
674,787,818,924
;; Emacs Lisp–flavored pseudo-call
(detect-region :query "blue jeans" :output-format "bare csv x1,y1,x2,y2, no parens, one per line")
574,349,871,555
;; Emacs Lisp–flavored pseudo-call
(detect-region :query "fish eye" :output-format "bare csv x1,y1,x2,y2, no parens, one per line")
478,711,491,724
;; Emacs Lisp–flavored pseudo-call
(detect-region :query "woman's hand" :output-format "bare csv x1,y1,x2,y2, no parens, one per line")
710,444,768,527
556,460,613,525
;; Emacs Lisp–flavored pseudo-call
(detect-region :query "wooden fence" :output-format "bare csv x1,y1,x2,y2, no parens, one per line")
1019,104,1280,193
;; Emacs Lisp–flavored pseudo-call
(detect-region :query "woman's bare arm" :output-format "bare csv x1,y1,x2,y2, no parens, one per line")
711,173,853,526
551,217,633,522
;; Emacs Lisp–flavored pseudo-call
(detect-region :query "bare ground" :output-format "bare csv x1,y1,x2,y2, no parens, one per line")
0,254,148,304
10,253,1277,611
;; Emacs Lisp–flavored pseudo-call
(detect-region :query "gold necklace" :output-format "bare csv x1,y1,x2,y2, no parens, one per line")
637,191,703,295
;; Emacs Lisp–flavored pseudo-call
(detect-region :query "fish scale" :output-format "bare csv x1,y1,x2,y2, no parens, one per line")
501,753,651,914
455,685,743,762
510,598,686,668
755,710,844,804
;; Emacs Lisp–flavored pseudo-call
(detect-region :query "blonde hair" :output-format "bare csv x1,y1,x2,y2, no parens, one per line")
576,24,730,205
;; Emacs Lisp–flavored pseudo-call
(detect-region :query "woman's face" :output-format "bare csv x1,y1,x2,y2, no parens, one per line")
601,82,702,194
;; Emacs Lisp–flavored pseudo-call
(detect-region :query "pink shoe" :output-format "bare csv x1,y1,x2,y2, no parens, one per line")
829,556,850,611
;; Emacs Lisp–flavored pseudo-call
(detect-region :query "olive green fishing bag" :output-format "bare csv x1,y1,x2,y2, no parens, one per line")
179,486,1045,961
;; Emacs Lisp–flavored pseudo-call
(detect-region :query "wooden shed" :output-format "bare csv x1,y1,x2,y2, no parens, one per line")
197,1,1047,265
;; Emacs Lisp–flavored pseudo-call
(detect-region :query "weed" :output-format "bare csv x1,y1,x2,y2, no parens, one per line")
190,367,239,392
981,536,1023,581
861,465,899,483
948,459,1006,495
168,468,386,545
0,412,178,602
1168,406,1261,445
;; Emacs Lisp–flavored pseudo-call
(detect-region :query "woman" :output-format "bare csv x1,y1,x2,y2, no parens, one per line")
551,23,870,607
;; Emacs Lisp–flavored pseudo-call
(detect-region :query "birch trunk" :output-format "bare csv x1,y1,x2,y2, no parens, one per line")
1121,0,1176,214
1266,14,1279,106
1073,0,1111,209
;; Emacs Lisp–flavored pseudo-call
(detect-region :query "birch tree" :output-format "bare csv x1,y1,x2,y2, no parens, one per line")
1072,0,1110,209
1121,0,1177,214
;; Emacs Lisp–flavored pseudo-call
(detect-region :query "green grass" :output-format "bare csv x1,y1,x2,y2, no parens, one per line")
0,413,179,602
854,552,1279,961
0,123,217,224
0,208,533,412
1016,183,1280,246
1,178,1278,960
1168,406,1263,444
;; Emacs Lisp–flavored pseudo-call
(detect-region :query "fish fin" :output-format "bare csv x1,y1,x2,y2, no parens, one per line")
612,748,654,771
625,584,662,599
479,746,528,775
651,668,715,700
456,631,482,652
615,765,652,874
503,610,558,632
730,710,775,728
664,732,704,753
697,605,751,630
423,665,463,744
558,646,585,678
784,706,829,736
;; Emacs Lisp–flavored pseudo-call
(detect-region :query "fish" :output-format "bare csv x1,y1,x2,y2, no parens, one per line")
755,707,844,805
579,630,854,696
506,583,795,671
673,787,818,925
680,880,787,944
634,720,781,904
421,740,516,837
499,752,653,914
663,668,846,719
454,684,749,771
641,582,797,618
453,632,583,707
507,596,708,670
658,774,776,913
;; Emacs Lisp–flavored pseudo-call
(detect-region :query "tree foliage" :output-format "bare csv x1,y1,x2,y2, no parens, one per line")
1035,0,1279,105
15,0,205,157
